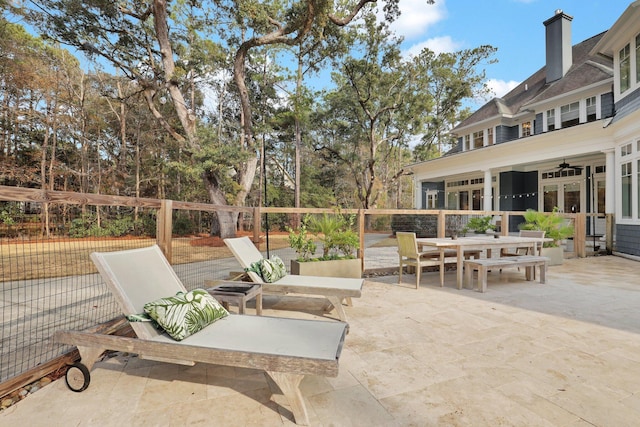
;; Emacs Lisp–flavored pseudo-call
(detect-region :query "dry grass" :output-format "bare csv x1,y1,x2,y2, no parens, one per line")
0,234,293,281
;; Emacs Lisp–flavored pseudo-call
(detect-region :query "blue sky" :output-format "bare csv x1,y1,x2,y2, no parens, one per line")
389,0,630,102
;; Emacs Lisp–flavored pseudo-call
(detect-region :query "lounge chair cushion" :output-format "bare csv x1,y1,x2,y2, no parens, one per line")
143,289,229,341
246,256,287,283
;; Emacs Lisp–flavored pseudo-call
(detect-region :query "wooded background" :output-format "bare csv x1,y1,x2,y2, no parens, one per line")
1,1,495,236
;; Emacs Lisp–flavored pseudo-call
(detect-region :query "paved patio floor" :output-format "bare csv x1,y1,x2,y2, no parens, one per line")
2,255,640,426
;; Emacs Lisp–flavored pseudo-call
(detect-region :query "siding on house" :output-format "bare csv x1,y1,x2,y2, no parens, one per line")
499,171,538,231
612,87,640,123
615,224,640,256
601,92,615,118
496,125,519,144
420,181,445,209
534,112,543,134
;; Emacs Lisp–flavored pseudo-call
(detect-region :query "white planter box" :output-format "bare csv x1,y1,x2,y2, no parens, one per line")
541,246,564,266
290,258,362,278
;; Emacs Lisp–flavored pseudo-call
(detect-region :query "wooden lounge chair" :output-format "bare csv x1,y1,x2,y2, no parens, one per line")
223,237,364,323
54,245,347,426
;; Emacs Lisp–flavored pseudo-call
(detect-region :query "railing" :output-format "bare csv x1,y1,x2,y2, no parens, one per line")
0,185,610,399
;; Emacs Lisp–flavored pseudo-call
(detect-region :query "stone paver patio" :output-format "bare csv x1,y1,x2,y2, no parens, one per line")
2,255,640,426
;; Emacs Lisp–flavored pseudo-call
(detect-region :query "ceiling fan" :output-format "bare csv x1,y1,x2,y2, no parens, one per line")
556,159,583,171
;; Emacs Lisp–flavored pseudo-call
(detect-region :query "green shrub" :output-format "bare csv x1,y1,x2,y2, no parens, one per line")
173,213,197,236
519,208,574,247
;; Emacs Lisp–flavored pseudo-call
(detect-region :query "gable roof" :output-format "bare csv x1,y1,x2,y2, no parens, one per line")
454,32,612,133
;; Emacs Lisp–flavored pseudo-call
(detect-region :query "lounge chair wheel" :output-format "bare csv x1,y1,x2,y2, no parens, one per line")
65,362,90,392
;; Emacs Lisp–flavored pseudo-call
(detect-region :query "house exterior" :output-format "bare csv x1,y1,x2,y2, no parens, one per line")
406,3,640,258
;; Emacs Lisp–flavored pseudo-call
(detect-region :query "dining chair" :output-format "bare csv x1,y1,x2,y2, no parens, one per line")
502,230,546,256
396,232,445,289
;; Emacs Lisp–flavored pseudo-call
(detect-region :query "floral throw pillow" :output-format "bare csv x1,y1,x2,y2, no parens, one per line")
143,289,228,341
259,255,287,283
245,256,287,283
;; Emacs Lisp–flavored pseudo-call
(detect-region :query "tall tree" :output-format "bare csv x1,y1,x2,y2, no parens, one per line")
316,13,427,211
20,0,420,237
316,10,496,212
413,47,496,160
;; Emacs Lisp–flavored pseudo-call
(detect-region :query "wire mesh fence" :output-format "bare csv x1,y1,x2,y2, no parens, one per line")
0,186,597,397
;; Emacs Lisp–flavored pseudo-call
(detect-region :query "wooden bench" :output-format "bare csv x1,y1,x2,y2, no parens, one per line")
464,255,549,292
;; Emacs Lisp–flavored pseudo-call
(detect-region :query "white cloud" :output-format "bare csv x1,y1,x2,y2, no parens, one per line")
486,78,520,98
379,0,447,40
403,35,461,57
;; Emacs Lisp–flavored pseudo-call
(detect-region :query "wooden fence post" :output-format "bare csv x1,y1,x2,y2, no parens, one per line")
358,209,365,271
605,213,614,255
574,213,586,258
157,199,173,262
501,212,509,236
253,207,261,242
437,210,445,238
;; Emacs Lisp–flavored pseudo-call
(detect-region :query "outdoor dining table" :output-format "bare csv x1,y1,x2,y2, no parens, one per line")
416,235,551,289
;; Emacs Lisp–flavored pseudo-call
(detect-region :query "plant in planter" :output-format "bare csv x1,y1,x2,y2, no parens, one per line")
519,208,574,247
462,216,496,234
286,221,317,261
287,211,361,278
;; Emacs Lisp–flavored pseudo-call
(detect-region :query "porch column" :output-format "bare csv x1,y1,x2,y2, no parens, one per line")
604,148,615,214
483,169,492,211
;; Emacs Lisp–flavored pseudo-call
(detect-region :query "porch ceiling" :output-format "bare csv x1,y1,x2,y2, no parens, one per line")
408,121,613,181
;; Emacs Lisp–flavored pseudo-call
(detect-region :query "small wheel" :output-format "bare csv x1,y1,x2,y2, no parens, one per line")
65,362,90,392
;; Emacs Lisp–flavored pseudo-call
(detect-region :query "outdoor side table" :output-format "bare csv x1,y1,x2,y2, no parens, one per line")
206,281,263,315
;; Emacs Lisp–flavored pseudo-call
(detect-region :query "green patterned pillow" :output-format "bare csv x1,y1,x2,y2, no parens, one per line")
259,255,287,283
245,260,264,280
143,289,228,341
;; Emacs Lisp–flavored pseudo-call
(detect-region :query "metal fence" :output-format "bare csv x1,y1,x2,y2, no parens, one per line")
0,185,602,398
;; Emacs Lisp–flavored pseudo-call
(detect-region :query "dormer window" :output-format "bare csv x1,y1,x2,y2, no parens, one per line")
620,43,630,93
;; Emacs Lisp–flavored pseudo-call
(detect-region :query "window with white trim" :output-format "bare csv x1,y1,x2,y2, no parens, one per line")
473,131,483,149
620,43,630,93
546,109,555,131
487,127,494,145
425,191,438,209
622,161,632,218
521,121,531,137
622,143,632,157
586,96,597,122
464,134,470,151
560,101,579,128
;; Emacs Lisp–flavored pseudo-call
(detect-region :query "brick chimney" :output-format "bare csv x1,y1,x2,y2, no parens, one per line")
543,9,573,83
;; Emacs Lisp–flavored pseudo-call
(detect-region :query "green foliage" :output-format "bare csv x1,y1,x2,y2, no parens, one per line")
287,210,360,261
286,220,317,261
68,213,154,238
519,208,574,247
463,216,496,234
173,213,197,236
0,203,20,225
306,210,360,259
